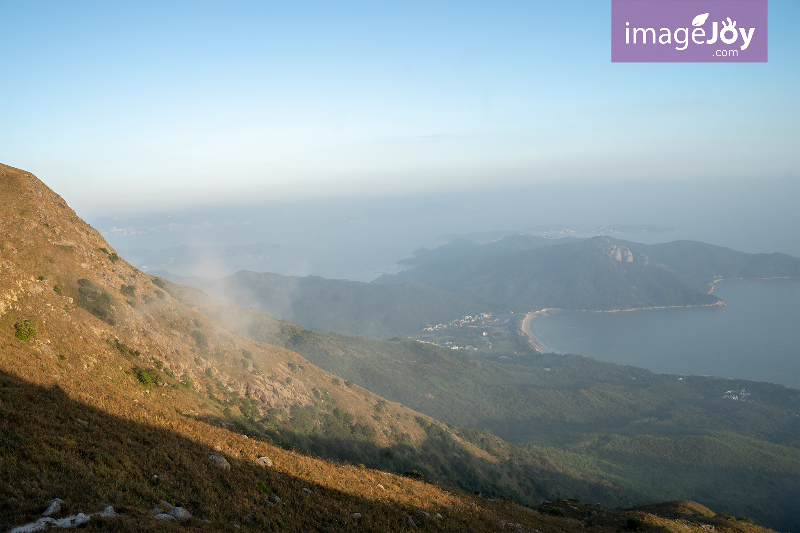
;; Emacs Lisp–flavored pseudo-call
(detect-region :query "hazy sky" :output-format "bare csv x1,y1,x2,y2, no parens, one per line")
1,0,797,216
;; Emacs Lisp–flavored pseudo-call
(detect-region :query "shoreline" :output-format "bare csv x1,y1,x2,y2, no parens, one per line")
520,309,558,354
519,278,797,354
519,301,726,353
708,276,796,294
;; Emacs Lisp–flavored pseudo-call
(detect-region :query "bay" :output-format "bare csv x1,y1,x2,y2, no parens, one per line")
526,278,800,389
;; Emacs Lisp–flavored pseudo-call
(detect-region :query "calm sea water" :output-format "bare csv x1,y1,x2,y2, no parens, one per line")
526,278,800,389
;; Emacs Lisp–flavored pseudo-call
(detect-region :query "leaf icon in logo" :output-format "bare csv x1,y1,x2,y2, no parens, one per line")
692,13,709,26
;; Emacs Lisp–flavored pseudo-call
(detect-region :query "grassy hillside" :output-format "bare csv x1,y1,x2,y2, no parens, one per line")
180,289,800,533
375,236,799,312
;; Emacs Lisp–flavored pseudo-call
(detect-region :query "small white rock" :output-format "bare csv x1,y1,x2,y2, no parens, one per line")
42,499,63,517
155,513,175,520
97,505,115,518
167,507,191,520
351,513,362,519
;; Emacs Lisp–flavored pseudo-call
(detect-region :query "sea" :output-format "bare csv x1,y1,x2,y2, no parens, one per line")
525,278,800,390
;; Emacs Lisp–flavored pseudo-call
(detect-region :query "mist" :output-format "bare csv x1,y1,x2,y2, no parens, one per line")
94,175,799,282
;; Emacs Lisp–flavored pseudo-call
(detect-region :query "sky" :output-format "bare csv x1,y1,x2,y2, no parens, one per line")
1,0,798,218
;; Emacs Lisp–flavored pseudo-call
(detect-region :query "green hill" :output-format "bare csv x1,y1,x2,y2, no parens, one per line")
375,236,799,311
165,270,514,338
180,287,800,533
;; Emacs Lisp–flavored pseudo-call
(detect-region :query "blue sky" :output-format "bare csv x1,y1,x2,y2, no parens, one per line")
1,0,797,216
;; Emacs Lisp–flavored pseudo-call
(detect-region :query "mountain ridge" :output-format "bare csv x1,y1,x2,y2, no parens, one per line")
374,235,799,312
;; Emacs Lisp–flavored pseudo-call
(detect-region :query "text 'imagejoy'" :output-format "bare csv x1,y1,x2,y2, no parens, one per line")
612,0,767,62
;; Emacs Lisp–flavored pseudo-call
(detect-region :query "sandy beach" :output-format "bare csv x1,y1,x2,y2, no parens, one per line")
520,309,557,354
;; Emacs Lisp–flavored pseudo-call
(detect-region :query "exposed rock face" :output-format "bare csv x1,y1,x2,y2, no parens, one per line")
605,244,635,263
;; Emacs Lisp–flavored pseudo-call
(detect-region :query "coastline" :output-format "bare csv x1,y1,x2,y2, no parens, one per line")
519,300,726,353
521,309,558,354
519,278,799,354
708,276,796,294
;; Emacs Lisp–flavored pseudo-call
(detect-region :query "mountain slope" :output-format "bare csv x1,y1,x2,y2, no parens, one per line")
175,286,800,533
0,163,685,532
1,163,792,532
375,236,799,311
160,270,513,339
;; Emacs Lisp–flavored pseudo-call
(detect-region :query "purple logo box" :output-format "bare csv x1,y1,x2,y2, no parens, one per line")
612,0,767,62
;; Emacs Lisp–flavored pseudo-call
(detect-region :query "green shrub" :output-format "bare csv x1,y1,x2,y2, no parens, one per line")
120,284,135,297
545,509,565,517
112,339,140,358
737,517,754,524
285,376,292,385
135,369,153,385
402,470,425,481
627,517,643,530
53,284,62,295
191,330,208,347
14,321,36,340
181,373,194,388
76,278,115,325
256,481,271,495
152,277,167,289
108,252,119,263
155,290,166,300
99,247,108,254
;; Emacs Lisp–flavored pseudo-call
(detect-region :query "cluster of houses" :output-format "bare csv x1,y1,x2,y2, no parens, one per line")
422,312,493,332
722,388,751,401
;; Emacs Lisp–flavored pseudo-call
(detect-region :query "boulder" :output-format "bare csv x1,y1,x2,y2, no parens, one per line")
207,454,231,470
256,456,273,467
42,498,63,517
405,515,417,528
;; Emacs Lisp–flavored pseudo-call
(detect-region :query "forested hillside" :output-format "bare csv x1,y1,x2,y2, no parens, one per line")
179,285,800,533
161,270,512,338
375,236,799,311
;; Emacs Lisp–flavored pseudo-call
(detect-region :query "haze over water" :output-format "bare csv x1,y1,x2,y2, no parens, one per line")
527,278,800,390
